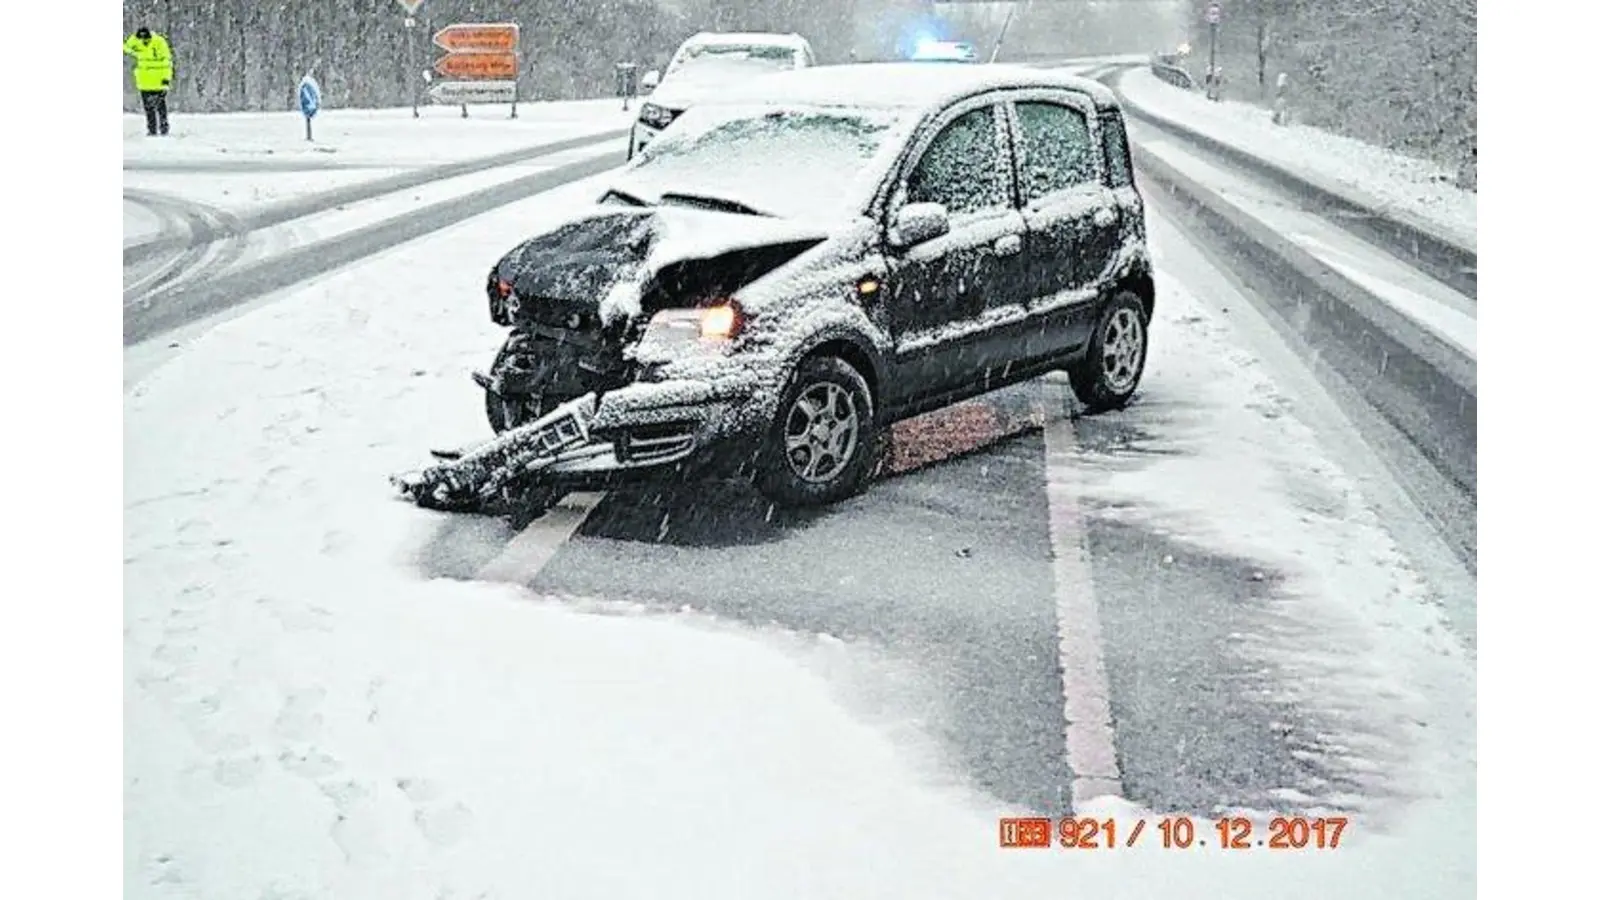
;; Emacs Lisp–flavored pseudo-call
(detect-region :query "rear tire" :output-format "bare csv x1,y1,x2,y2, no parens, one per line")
756,356,877,508
1067,290,1149,414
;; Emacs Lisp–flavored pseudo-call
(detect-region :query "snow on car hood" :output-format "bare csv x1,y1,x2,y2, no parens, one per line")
648,78,730,110
494,206,829,326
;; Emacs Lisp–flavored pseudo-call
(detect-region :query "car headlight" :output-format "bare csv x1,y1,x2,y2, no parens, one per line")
634,301,745,364
645,301,743,342
638,102,676,129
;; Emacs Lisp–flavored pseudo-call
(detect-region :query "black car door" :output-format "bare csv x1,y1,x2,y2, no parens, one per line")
879,99,1028,407
1007,92,1122,362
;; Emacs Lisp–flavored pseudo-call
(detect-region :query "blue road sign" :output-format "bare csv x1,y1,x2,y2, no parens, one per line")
299,75,322,118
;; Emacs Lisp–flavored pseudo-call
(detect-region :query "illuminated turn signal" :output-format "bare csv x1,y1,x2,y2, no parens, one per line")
699,303,740,341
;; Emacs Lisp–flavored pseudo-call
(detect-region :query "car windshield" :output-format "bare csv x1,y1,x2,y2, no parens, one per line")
619,104,910,220
666,44,798,80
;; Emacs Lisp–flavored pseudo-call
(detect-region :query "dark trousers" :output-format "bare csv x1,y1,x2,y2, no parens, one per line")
140,90,169,135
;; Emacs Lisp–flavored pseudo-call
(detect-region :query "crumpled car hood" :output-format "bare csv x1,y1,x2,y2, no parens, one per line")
494,206,830,326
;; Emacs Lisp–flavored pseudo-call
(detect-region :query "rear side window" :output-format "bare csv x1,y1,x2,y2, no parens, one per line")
1013,101,1097,201
905,105,1009,215
1099,111,1134,188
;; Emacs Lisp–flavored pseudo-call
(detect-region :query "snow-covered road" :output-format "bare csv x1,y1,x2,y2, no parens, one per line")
123,127,1475,895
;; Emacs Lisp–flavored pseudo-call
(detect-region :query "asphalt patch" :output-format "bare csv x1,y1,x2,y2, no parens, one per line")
1086,517,1362,815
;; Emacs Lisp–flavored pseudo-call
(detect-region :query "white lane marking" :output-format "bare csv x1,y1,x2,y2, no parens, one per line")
476,491,605,584
1039,395,1125,807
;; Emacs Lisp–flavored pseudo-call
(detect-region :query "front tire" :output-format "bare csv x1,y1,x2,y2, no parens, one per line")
486,391,545,434
1067,290,1150,414
756,356,877,508
484,338,547,434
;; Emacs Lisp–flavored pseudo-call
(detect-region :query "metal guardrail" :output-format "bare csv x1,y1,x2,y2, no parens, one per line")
1105,66,1477,300
1148,61,1197,90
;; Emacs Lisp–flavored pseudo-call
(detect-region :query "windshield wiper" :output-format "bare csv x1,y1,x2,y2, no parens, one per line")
657,191,771,217
600,187,651,207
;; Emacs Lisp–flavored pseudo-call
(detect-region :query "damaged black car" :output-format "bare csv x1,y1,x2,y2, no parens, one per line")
393,63,1156,518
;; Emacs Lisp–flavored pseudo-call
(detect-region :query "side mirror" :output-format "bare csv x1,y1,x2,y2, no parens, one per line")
641,70,661,92
887,202,950,249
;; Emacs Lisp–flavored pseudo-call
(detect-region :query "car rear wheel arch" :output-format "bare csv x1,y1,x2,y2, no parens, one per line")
1118,271,1155,323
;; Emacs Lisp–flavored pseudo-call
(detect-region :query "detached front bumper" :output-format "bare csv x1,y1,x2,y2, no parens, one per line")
396,369,772,510
544,373,768,486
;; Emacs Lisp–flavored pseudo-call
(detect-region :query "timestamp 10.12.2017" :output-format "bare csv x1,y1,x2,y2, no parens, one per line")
999,816,1350,850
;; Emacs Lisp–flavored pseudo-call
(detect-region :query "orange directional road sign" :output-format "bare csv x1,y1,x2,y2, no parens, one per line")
434,52,518,80
433,23,519,54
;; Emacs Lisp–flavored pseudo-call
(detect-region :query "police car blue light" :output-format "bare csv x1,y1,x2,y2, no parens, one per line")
910,40,977,63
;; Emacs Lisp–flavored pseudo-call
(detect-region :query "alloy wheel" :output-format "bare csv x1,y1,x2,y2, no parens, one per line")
782,382,860,484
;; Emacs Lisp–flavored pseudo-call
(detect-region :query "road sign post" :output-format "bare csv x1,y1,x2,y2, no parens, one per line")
396,0,426,118
1205,3,1222,101
616,62,638,111
298,73,321,141
431,23,520,119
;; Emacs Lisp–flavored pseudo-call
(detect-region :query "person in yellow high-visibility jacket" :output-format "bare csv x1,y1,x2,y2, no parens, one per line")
124,27,174,136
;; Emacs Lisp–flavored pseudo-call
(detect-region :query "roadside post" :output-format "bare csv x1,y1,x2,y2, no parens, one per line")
616,62,638,111
1205,2,1222,101
990,2,1019,63
298,73,321,141
395,0,426,118
430,23,521,119
1272,71,1290,124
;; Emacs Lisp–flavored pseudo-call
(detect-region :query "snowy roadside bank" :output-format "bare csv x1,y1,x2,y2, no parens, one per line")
123,98,637,169
1114,66,1476,253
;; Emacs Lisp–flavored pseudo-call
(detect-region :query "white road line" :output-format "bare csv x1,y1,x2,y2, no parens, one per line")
1039,394,1125,807
476,491,606,584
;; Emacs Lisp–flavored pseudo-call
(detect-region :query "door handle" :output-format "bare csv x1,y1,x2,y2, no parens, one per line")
993,234,1022,257
1093,207,1117,228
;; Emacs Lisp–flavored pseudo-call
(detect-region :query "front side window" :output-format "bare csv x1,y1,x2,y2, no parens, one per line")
904,105,1009,215
1013,100,1097,201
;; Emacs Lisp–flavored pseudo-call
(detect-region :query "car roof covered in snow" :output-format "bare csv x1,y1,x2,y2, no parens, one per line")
691,62,1118,112
678,31,813,51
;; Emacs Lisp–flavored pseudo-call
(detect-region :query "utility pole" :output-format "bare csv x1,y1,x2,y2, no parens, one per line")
991,0,1029,63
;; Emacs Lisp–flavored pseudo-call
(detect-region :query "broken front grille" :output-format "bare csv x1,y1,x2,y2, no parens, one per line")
614,423,696,465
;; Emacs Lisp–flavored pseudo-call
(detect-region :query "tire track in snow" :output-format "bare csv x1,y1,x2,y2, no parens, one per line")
122,129,628,269
122,189,250,308
124,149,626,345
